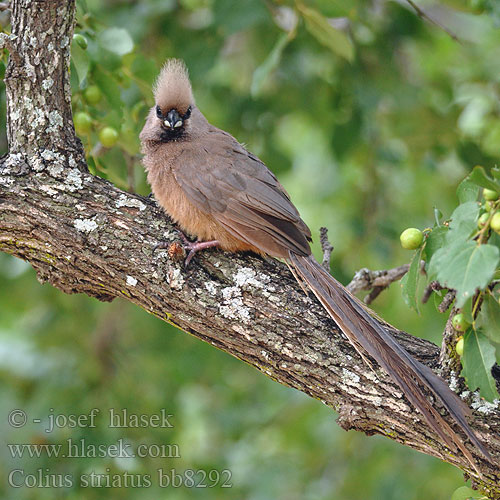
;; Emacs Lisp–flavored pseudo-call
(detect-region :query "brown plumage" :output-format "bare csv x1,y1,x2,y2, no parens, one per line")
140,59,491,468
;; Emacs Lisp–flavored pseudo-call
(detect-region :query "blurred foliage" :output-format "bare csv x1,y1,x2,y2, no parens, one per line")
1,0,500,498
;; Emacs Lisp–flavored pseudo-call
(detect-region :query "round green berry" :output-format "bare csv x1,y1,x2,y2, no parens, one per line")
72,34,88,50
99,127,119,148
484,201,494,212
455,337,464,357
478,212,490,228
74,112,92,135
84,85,102,105
491,212,500,233
452,313,469,332
400,228,423,250
483,188,499,201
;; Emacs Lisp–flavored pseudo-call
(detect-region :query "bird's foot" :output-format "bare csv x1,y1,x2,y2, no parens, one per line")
182,238,220,267
154,230,220,268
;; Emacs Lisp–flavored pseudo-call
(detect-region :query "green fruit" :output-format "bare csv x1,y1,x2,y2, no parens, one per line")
484,201,494,212
400,228,423,250
72,34,88,50
478,212,490,228
452,313,469,332
74,112,92,135
491,212,500,233
84,85,102,105
483,188,499,201
455,337,464,357
99,127,119,148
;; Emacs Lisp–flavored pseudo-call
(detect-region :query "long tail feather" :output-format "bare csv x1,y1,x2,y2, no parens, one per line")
289,252,491,468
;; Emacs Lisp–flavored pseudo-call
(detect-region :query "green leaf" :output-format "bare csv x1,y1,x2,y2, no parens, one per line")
446,201,479,242
462,328,500,401
428,240,499,307
401,247,423,313
456,177,480,203
98,28,134,56
297,4,354,62
469,165,500,192
423,226,448,264
451,485,488,500
433,207,443,226
70,40,89,86
478,293,500,343
251,33,293,97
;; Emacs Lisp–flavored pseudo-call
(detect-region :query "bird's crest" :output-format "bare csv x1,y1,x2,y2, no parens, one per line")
154,59,194,115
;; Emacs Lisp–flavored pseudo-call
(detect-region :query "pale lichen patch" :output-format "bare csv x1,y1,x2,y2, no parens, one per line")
42,77,54,90
32,156,45,172
0,175,14,186
204,282,217,295
3,153,24,173
166,267,185,290
23,96,34,111
48,110,63,131
47,163,64,177
219,286,251,323
74,218,98,233
68,155,78,169
40,184,57,196
233,267,269,289
116,194,146,211
468,391,499,415
448,372,459,392
342,368,361,385
126,275,138,287
42,151,65,170
221,286,240,301
33,109,47,128
65,168,83,192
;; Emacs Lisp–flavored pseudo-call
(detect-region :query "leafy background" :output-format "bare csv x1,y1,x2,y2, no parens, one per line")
1,0,499,498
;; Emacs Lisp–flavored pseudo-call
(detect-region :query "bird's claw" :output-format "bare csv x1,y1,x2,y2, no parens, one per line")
153,230,220,268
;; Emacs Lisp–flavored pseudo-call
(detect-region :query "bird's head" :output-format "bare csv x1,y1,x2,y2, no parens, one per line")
143,58,195,142
154,103,192,139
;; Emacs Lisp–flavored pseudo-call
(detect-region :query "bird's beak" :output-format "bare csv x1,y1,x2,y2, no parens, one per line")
164,109,182,129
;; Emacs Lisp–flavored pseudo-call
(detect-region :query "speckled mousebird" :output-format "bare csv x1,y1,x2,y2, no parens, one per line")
140,59,490,468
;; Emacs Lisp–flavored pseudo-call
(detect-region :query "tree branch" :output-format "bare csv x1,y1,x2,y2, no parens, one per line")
404,0,460,42
0,0,499,496
346,263,412,305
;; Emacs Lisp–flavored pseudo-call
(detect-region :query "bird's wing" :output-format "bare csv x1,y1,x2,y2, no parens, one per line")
172,130,312,257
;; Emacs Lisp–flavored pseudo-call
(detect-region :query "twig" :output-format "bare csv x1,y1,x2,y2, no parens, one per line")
346,263,410,305
0,2,10,12
405,0,460,43
438,290,456,313
319,227,334,271
421,280,456,312
422,280,444,304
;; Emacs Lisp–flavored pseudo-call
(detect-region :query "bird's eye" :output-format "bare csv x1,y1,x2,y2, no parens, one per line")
156,106,162,118
174,120,183,128
182,106,192,120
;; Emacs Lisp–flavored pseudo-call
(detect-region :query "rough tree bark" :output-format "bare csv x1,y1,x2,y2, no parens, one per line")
0,0,499,496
